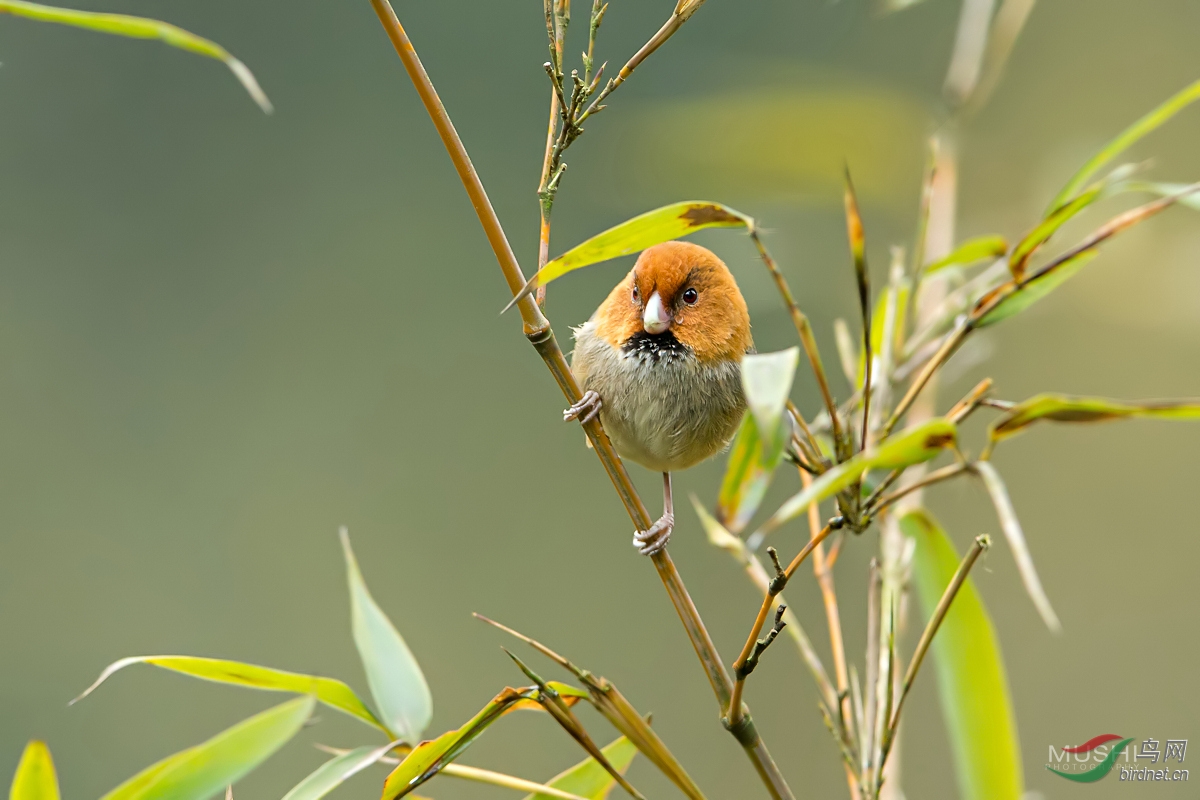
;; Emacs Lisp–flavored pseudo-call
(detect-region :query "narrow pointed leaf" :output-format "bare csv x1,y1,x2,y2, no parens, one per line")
380,685,572,799
972,462,1060,631
974,250,1098,327
1118,180,1200,211
283,743,400,800
341,528,433,744
9,741,60,800
924,235,1007,275
512,202,752,301
858,284,909,387
0,0,271,112
760,418,957,534
73,656,385,733
715,415,775,534
989,393,1200,445
522,736,638,800
101,695,315,800
1049,76,1200,213
902,509,1022,800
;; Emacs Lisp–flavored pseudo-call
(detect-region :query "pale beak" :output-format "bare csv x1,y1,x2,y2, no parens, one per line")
643,291,671,334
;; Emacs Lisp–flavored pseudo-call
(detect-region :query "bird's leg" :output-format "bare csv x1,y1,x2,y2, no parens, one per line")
633,472,674,556
563,390,602,424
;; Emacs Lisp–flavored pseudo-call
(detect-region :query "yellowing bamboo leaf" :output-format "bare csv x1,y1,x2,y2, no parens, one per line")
101,695,315,800
902,510,1022,800
508,202,752,305
341,528,432,744
522,736,638,800
73,655,386,733
9,741,59,800
924,235,1008,275
972,463,1059,632
987,393,1200,451
0,0,271,112
1049,76,1200,213
380,686,540,800
758,418,957,536
283,743,401,800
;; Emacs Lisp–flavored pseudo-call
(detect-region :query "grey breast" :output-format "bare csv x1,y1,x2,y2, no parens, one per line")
572,321,746,473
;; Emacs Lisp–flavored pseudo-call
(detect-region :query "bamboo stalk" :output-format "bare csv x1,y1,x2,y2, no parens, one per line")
367,4,793,797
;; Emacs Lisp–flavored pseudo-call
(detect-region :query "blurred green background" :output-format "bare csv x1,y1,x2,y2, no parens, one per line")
1,0,1198,798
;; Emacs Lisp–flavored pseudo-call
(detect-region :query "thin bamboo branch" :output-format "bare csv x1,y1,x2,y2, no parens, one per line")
728,520,836,728
804,469,860,800
535,0,570,306
868,463,968,518
879,535,990,768
751,228,847,457
368,5,793,797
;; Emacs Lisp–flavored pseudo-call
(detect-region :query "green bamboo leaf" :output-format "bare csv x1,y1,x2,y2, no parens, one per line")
282,743,400,800
924,235,1008,275
742,347,799,462
0,0,271,112
986,393,1200,454
902,509,1022,800
1049,76,1200,213
857,283,909,387
9,741,60,800
101,695,315,800
507,202,752,306
522,736,638,800
341,528,433,745
972,462,1059,632
715,415,774,534
758,418,957,535
73,655,386,733
973,250,1098,328
380,686,538,800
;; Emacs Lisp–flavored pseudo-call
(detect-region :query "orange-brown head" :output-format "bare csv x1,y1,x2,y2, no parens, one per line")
593,241,752,363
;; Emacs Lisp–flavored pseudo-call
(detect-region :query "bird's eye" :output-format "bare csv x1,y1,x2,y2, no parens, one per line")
682,287,699,305
631,285,641,303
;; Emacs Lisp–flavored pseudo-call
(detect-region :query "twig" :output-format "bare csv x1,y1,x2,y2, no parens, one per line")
881,319,969,437
879,535,990,770
803,469,860,800
367,5,794,797
728,520,838,729
867,463,969,518
751,228,847,458
535,0,570,306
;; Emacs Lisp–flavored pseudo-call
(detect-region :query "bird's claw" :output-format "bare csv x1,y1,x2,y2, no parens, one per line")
633,512,674,556
563,390,602,425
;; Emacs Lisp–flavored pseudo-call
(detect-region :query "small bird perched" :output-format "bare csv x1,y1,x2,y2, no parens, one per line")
565,240,753,555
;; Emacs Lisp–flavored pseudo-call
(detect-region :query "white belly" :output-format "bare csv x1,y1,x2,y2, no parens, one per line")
571,320,746,473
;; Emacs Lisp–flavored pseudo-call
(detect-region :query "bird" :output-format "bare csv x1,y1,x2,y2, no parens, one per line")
564,240,753,555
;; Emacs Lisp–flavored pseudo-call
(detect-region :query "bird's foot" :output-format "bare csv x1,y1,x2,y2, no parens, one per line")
563,390,602,425
633,512,674,556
